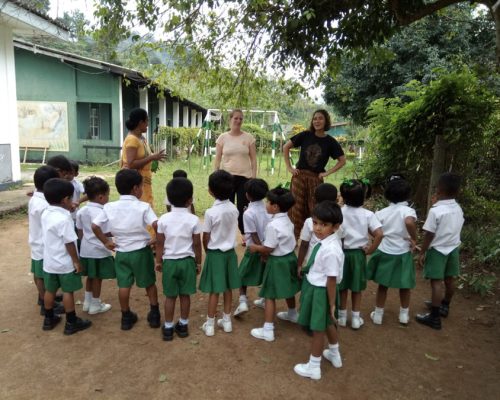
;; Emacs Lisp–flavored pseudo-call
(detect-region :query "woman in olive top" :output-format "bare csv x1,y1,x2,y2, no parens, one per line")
283,109,346,239
214,109,257,234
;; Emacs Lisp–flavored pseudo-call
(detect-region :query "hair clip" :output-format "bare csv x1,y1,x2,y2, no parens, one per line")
342,178,354,186
361,178,370,185
389,175,402,181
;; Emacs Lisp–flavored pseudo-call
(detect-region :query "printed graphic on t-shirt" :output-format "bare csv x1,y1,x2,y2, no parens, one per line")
305,143,322,168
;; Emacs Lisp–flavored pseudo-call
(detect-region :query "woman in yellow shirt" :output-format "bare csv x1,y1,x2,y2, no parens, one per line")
121,108,165,207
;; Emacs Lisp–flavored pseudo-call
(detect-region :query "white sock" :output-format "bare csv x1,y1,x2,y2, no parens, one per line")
164,321,174,329
352,311,360,318
179,318,189,325
84,291,92,303
328,343,340,355
263,322,274,331
309,354,321,367
222,313,231,322
400,307,409,314
206,316,215,325
288,308,297,317
239,295,247,303
375,307,384,315
91,297,100,305
338,309,347,318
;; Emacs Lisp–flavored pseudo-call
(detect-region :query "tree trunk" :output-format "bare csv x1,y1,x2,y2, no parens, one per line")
492,1,500,70
427,134,448,210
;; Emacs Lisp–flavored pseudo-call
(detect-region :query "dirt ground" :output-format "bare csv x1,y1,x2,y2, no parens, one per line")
0,213,499,400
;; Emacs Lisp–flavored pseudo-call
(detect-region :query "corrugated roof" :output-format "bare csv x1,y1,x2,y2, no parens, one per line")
8,0,69,31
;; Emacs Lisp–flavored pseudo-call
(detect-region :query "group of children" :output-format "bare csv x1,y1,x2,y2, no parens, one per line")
28,154,464,380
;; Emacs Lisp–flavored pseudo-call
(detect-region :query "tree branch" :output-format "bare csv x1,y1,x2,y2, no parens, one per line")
389,0,463,25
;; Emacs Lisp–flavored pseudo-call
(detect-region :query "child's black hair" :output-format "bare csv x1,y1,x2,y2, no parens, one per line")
172,169,188,178
340,179,371,207
69,160,79,174
208,170,234,200
244,178,269,202
266,186,295,212
384,177,411,203
314,183,338,204
43,178,74,205
83,176,110,200
312,200,343,225
438,172,461,197
167,177,193,207
34,165,58,191
46,155,72,173
115,169,143,195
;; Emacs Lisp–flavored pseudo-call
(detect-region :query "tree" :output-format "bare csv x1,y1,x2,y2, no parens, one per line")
323,5,496,124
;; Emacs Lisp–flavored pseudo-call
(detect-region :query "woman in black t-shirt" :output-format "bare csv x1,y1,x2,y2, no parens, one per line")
283,110,346,239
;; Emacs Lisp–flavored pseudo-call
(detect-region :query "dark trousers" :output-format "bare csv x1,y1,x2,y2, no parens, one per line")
230,175,249,234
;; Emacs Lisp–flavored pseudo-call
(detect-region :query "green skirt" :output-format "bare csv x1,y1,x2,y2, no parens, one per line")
338,249,367,292
298,281,340,331
239,250,265,287
367,250,415,289
259,252,299,299
199,249,241,293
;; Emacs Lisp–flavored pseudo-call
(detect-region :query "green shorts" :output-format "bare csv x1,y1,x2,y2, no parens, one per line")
31,259,44,279
162,257,197,297
423,247,460,280
80,257,116,280
115,247,156,289
44,271,83,293
199,249,241,293
298,282,340,331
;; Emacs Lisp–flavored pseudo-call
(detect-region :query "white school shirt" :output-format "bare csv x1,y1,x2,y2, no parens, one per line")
263,213,296,256
28,191,49,260
307,233,345,287
157,207,202,259
423,199,464,255
71,178,85,221
300,217,344,265
376,202,417,255
41,206,78,274
341,205,382,249
92,195,158,252
243,201,271,246
76,202,113,258
203,199,239,251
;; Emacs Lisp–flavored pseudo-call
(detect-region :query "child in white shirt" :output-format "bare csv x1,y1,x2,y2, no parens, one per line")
76,177,114,315
249,187,299,342
294,201,344,381
92,169,160,331
234,178,270,317
155,177,202,341
69,160,87,221
338,179,383,330
41,178,91,335
164,170,196,214
199,170,241,336
416,173,464,330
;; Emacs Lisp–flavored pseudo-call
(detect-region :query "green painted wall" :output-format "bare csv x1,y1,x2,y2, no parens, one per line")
15,48,122,163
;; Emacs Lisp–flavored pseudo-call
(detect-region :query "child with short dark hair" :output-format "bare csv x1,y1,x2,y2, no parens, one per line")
165,169,195,214
416,173,464,330
199,170,241,336
294,201,344,380
41,178,92,334
367,176,417,325
46,155,73,180
29,165,64,315
234,178,270,316
92,169,161,331
338,179,383,330
69,160,87,220
249,187,299,342
76,177,114,315
155,177,202,341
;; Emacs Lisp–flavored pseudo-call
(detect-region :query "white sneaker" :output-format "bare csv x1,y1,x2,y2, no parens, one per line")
277,311,298,323
323,349,342,368
370,311,383,325
399,310,410,325
337,316,347,327
253,298,265,309
82,301,90,312
351,316,364,330
88,301,112,315
234,302,249,316
293,362,321,380
202,321,215,337
217,318,233,333
250,327,275,342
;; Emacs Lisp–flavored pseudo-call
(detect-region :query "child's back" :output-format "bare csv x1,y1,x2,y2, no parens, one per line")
341,205,381,248
158,207,201,258
376,202,416,254
29,192,49,261
424,199,464,254
204,199,239,250
243,200,270,246
77,203,113,258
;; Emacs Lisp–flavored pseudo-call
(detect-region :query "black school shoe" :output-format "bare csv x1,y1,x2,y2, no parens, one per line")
174,322,189,338
121,311,138,331
424,300,449,317
162,326,174,341
415,313,442,330
42,315,62,331
64,317,92,335
147,309,161,328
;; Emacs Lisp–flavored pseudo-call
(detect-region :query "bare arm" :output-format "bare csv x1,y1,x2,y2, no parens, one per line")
297,240,310,275
125,146,165,170
248,244,274,256
326,276,337,322
283,140,299,176
214,143,223,170
193,233,202,273
65,242,82,273
92,223,116,251
319,155,347,179
418,230,435,268
77,228,83,241
249,142,257,178
249,232,261,246
404,216,418,252
364,227,384,255
202,232,210,252
155,233,165,272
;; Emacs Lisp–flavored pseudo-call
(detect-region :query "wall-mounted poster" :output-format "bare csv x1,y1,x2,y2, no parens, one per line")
17,101,69,151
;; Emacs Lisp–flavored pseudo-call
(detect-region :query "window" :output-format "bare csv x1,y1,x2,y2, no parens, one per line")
90,106,99,139
77,102,112,140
